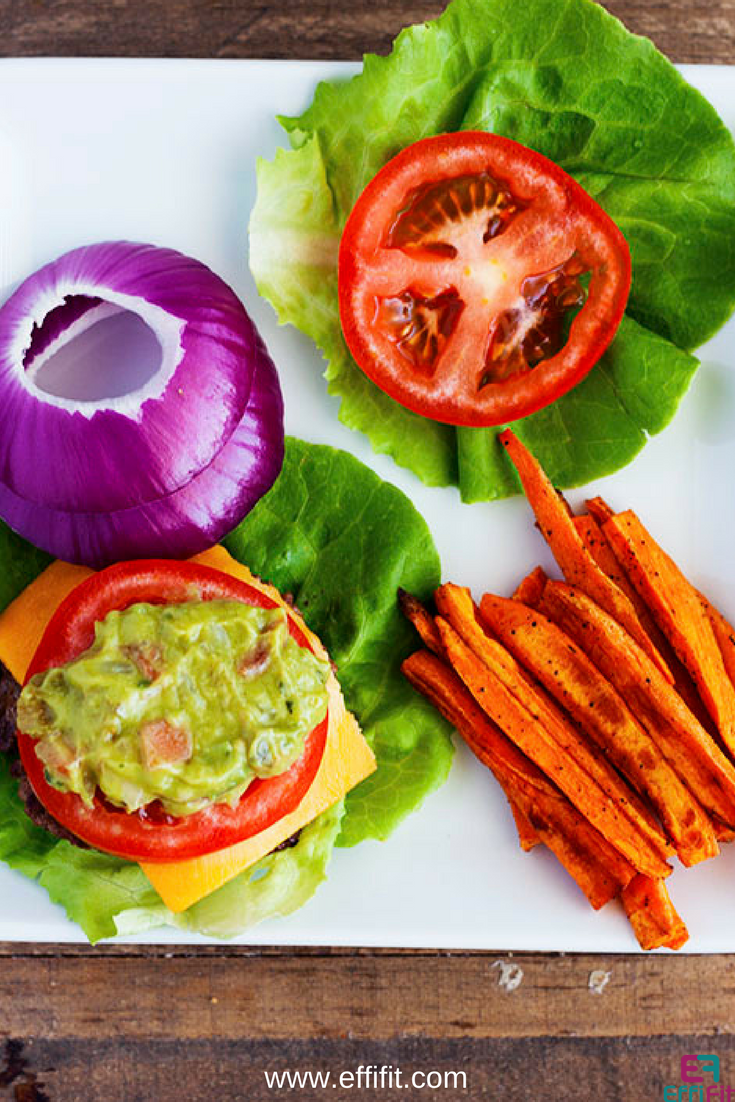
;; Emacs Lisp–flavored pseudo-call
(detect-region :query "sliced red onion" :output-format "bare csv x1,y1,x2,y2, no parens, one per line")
0,242,284,567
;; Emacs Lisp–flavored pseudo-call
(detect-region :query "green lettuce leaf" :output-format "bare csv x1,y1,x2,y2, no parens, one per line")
0,521,52,614
115,802,346,940
457,315,698,501
0,438,451,938
250,0,735,499
164,800,345,939
0,749,343,943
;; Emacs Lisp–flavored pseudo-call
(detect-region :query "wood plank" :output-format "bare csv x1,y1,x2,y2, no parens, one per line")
2,1033,735,1102
0,0,734,63
2,946,735,1040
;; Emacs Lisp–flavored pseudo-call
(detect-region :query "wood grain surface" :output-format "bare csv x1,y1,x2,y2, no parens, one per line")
2,2,735,1100
2,944,735,1100
3,944,735,1100
0,0,734,62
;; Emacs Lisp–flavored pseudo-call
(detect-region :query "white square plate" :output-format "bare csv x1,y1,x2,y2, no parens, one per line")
0,59,734,949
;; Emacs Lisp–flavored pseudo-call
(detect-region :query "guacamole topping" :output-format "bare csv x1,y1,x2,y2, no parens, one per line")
16,600,330,817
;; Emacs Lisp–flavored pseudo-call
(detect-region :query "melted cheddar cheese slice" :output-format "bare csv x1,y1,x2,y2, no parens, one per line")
0,546,376,913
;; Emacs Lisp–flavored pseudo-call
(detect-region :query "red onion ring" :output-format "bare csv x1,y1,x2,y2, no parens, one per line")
0,242,284,566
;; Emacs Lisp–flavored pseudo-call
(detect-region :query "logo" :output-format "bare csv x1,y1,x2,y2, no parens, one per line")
665,1056,735,1100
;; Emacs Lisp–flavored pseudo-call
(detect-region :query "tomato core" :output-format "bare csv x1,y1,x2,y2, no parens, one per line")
483,256,587,383
385,171,523,255
375,288,464,373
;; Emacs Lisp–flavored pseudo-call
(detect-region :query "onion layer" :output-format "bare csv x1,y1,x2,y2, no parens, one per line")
0,242,284,567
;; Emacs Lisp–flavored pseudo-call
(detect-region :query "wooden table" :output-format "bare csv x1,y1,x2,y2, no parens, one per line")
2,2,735,1098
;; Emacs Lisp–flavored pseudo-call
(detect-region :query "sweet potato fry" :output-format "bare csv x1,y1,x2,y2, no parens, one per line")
397,588,444,657
540,580,735,837
498,430,672,682
435,612,672,878
699,593,735,696
621,874,689,951
434,583,504,669
480,593,711,867
510,802,541,852
582,499,704,701
585,496,615,527
437,584,672,862
508,770,634,910
574,514,652,622
402,649,634,907
512,566,549,606
576,512,717,734
603,510,735,755
398,587,536,849
712,818,735,844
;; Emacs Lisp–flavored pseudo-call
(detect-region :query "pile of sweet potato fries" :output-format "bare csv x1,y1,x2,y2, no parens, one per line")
400,429,735,950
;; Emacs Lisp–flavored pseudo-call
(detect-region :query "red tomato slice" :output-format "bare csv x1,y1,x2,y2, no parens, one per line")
339,132,631,427
17,560,328,863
